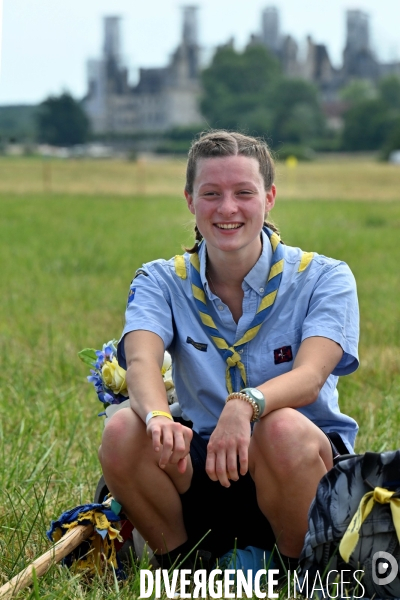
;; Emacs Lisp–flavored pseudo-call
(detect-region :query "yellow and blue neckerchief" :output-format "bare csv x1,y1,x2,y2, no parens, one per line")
189,227,284,394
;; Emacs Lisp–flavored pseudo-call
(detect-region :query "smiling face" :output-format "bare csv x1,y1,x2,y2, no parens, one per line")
185,154,276,263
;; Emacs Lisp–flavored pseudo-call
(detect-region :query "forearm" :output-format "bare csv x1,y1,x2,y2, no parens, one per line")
224,336,343,421
256,363,322,416
124,330,170,422
256,336,343,417
126,358,170,421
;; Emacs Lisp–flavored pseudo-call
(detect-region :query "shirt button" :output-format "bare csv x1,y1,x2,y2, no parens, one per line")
218,305,224,311
259,287,264,293
238,349,244,354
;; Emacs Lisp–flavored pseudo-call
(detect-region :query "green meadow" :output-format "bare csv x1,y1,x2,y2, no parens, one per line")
0,156,399,598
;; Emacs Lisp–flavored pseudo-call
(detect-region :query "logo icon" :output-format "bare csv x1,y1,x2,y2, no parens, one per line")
127,287,136,304
372,551,398,586
273,345,293,365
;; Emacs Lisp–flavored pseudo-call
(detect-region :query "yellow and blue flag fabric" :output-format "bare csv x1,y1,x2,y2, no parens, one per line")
47,499,123,576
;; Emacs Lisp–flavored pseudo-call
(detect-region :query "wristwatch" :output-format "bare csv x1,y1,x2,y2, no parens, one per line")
240,388,266,421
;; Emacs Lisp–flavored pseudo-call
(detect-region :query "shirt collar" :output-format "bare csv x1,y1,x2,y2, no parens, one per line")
244,229,272,295
198,242,216,298
197,230,273,298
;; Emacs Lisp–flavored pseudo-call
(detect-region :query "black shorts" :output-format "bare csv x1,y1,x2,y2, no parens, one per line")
179,428,349,559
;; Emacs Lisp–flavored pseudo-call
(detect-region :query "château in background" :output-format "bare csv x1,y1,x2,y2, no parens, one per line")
84,5,400,135
84,7,202,135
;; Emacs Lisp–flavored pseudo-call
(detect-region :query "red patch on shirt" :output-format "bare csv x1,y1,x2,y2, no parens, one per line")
274,346,293,364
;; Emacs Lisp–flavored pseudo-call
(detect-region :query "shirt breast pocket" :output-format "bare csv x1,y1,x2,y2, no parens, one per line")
254,327,302,384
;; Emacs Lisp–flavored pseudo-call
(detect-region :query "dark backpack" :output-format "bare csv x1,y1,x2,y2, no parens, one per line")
298,450,400,599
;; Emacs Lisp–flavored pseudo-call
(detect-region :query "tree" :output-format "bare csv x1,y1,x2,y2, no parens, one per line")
342,99,392,151
378,75,400,110
36,92,90,146
270,79,325,144
339,79,377,105
381,117,400,159
200,44,281,134
341,76,400,152
200,45,325,147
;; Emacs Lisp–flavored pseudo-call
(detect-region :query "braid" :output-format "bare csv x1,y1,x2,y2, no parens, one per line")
185,225,203,254
264,219,283,242
264,219,279,236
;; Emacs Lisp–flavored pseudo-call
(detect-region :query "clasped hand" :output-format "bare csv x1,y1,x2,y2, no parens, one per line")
147,417,193,473
147,401,252,486
206,401,252,488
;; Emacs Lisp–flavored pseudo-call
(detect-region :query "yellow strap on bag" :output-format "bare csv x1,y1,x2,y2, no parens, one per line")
339,486,400,563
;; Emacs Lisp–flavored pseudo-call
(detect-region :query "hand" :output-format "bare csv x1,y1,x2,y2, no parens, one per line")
206,400,252,487
147,416,193,474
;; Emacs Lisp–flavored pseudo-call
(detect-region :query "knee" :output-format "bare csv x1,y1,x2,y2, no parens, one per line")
99,408,146,476
252,408,321,477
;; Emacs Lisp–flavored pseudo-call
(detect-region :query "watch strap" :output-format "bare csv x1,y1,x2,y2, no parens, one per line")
240,388,266,420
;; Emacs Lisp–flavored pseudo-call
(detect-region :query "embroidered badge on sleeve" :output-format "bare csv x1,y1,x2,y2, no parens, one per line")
127,287,136,305
274,346,293,364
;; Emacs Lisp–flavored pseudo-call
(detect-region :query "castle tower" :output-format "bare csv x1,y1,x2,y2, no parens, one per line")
343,10,378,80
102,16,128,95
182,6,199,47
345,10,370,54
180,6,200,79
85,8,203,135
103,16,121,62
261,6,281,54
281,35,300,77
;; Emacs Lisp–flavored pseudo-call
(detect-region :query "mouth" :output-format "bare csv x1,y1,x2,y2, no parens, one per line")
214,223,243,230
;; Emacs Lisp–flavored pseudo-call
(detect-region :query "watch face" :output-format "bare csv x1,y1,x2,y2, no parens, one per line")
251,388,263,401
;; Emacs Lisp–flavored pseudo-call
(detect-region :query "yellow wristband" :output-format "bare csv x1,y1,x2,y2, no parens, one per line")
145,411,173,426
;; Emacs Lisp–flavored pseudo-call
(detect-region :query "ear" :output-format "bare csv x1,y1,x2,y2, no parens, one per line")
184,189,195,215
265,184,276,213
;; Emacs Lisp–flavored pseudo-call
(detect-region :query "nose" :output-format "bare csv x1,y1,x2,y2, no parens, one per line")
217,193,238,216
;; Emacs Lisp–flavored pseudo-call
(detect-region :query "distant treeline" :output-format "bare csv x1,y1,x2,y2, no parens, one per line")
0,105,37,141
2,45,400,159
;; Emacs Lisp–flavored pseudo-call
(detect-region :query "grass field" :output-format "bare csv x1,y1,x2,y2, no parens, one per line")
0,155,399,598
1,154,400,201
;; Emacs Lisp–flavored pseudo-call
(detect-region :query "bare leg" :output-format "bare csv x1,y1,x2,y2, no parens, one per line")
248,408,333,558
99,408,193,554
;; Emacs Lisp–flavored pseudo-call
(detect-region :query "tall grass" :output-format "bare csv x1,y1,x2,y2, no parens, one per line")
0,164,399,597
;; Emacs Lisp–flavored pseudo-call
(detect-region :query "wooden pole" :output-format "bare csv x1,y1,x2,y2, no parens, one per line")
0,523,93,599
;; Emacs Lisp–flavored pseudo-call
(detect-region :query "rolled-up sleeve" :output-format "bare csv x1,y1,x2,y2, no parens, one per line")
117,267,174,370
301,261,359,376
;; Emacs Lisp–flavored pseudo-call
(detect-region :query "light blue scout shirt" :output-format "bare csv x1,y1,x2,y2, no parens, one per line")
118,230,359,451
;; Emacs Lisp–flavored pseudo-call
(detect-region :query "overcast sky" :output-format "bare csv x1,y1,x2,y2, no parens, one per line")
0,0,399,105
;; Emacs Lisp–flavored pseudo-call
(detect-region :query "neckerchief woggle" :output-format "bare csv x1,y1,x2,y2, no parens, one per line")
189,227,284,393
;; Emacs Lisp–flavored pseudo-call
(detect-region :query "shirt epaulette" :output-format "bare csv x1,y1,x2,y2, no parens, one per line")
174,254,187,279
298,252,314,272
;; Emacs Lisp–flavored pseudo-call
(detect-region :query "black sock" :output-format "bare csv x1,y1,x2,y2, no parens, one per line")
154,539,196,570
